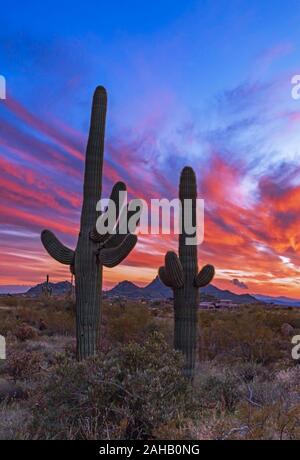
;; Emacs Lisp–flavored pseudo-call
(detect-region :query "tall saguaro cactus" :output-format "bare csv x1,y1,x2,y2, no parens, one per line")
41,86,137,360
158,167,215,379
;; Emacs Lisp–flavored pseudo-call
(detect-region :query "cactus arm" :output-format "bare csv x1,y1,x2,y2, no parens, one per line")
117,203,141,234
103,201,142,249
165,251,184,288
195,264,215,288
90,181,127,243
41,230,74,265
99,233,137,268
89,227,109,244
109,181,127,217
158,266,174,288
103,232,128,249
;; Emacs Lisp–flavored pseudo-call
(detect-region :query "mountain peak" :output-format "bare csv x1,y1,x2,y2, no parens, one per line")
115,280,137,288
26,280,72,297
107,277,258,303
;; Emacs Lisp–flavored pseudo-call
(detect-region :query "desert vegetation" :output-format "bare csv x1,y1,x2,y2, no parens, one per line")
0,294,299,440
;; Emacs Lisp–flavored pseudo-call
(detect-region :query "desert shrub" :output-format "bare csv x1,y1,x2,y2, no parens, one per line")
0,401,31,440
244,378,285,406
199,309,284,365
236,400,300,440
0,296,21,307
276,366,300,390
197,372,241,413
40,309,74,336
30,333,196,440
14,324,37,342
104,302,156,345
41,297,76,313
181,410,242,440
152,317,173,347
150,300,160,307
186,400,300,440
7,350,43,381
63,341,77,359
0,311,20,337
152,420,191,440
234,361,270,383
0,299,75,339
63,298,76,314
16,306,74,337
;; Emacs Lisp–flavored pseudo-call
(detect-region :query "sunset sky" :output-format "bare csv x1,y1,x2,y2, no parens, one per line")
1,1,300,296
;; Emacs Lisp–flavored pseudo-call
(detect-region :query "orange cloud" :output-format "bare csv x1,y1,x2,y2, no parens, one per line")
1,95,300,298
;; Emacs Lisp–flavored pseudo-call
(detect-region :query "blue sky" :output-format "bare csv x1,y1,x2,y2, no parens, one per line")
2,0,300,126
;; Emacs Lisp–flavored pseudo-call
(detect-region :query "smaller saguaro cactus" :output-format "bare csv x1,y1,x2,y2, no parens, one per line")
158,166,215,379
42,274,52,298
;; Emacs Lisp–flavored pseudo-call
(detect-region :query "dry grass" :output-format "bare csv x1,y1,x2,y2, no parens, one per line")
0,401,31,440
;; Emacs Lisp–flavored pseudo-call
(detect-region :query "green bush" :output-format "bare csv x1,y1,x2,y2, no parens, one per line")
30,333,196,440
198,372,241,413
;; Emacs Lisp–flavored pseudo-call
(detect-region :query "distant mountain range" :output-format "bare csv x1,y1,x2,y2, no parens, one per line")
106,276,258,304
0,285,31,295
2,278,299,307
253,294,300,307
106,277,172,300
21,277,257,303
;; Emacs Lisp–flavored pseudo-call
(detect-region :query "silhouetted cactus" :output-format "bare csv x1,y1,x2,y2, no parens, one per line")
158,166,215,379
42,274,52,297
41,87,137,360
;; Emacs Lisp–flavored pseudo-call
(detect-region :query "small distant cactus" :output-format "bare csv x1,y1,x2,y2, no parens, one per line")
41,87,138,360
158,166,215,379
42,274,52,298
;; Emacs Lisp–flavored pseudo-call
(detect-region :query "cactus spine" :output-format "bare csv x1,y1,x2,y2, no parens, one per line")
158,167,215,379
41,87,137,360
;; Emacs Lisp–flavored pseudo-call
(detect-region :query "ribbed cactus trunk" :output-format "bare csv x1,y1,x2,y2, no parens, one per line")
174,168,199,377
41,86,138,360
159,167,215,380
74,88,105,359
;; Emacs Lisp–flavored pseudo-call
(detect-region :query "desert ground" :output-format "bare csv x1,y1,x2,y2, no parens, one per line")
0,295,299,440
